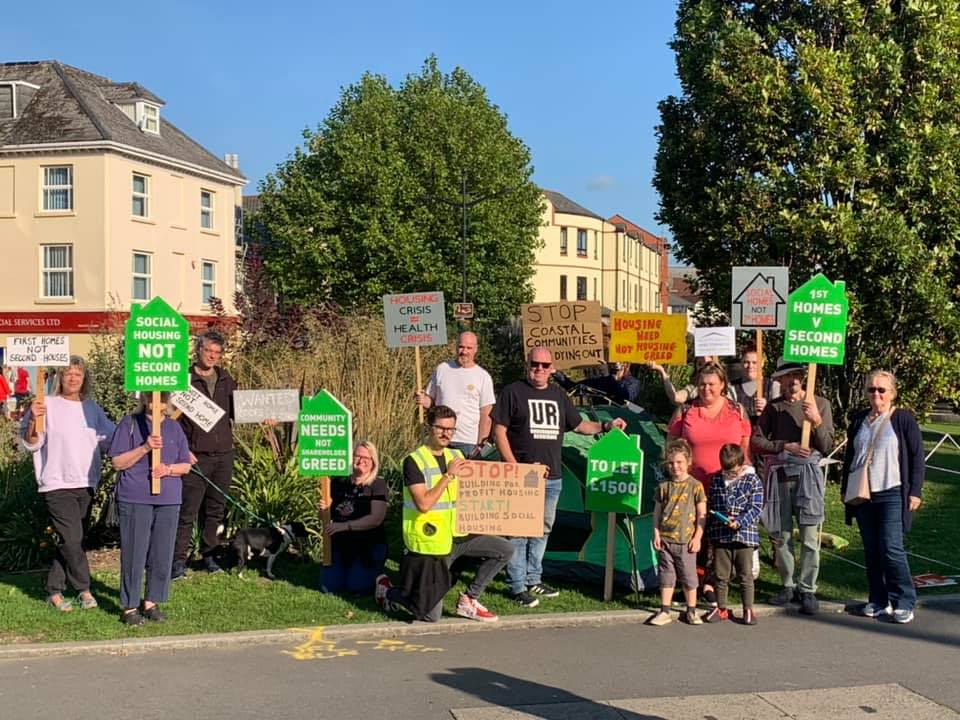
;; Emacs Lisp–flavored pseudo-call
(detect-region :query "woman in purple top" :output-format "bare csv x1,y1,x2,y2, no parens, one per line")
109,392,192,626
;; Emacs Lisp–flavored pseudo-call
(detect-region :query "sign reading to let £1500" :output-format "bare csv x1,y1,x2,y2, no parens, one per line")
585,428,644,514
783,274,849,365
124,297,190,392
382,292,447,347
298,390,353,476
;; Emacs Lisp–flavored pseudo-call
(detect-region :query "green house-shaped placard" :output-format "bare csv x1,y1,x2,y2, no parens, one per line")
783,273,849,366
299,390,353,477
585,428,644,514
124,297,190,392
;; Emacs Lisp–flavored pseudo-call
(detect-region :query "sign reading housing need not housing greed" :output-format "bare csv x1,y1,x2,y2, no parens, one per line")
608,312,687,365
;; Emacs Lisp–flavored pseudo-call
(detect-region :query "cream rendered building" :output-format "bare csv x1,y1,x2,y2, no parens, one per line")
0,61,245,358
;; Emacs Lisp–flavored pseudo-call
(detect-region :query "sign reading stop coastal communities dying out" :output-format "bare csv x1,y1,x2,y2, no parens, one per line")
585,428,644,514
783,274,849,365
298,390,353,476
382,292,447,347
123,297,190,392
520,301,603,370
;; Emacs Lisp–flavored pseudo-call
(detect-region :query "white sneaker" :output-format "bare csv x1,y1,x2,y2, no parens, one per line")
375,574,392,609
892,608,915,624
860,602,892,618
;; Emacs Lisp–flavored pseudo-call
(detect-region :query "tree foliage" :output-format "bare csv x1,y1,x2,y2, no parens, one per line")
655,0,960,418
256,57,544,322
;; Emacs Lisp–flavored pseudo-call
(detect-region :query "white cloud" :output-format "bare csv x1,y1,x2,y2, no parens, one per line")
586,175,616,191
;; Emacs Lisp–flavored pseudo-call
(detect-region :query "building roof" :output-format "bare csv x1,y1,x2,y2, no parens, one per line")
242,194,262,215
607,213,667,253
543,190,605,221
0,61,244,182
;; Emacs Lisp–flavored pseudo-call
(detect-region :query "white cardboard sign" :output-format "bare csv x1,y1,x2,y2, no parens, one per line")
171,387,226,433
234,389,300,424
5,335,71,366
693,326,737,358
382,292,447,347
731,266,789,329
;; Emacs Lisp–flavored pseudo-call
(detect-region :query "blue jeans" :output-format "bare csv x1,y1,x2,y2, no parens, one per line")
321,544,388,595
449,442,477,458
506,477,562,594
855,488,916,611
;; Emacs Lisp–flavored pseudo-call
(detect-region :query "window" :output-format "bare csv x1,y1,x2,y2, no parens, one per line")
593,231,598,259
142,103,159,134
41,244,73,298
200,190,214,230
0,84,12,120
132,252,151,301
560,227,568,255
593,277,597,300
577,229,587,257
132,173,149,217
559,275,567,300
201,261,216,304
42,166,73,211
622,280,627,306
576,276,587,301
623,236,628,263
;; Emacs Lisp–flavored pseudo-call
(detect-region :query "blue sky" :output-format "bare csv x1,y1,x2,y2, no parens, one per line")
3,1,681,236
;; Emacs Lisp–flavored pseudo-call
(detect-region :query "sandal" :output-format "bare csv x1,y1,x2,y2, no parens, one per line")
46,594,73,612
120,609,145,626
77,592,98,610
141,604,166,623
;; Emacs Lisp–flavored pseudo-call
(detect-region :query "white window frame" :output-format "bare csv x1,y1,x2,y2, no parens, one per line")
132,173,150,218
201,260,216,305
141,103,160,134
200,190,215,230
576,229,587,257
40,244,74,299
559,227,568,255
41,165,73,212
131,251,152,301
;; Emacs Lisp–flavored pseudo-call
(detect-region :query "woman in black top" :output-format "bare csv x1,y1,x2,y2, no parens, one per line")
319,440,389,594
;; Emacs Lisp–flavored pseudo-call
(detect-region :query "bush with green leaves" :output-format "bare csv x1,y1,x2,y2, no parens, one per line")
0,454,55,572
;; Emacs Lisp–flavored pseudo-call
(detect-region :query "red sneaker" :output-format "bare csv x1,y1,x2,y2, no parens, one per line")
704,607,730,623
456,593,498,622
375,574,392,609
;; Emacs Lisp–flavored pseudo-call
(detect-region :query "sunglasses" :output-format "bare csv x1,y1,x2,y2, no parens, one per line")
431,425,457,435
867,387,889,395
529,361,552,369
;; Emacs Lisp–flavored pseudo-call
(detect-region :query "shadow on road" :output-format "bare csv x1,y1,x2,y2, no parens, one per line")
791,600,960,650
431,667,667,719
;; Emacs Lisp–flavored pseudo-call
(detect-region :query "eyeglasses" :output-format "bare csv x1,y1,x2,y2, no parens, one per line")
867,387,888,395
431,425,457,435
529,361,552,369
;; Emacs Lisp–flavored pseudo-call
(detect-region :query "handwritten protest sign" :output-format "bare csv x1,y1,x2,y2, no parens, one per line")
608,313,687,364
234,389,300,424
520,301,603,370
5,336,70,366
170,387,226,433
456,460,545,537
693,326,736,358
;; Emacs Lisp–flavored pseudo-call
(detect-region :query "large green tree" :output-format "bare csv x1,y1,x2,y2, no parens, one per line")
255,57,543,322
655,0,960,418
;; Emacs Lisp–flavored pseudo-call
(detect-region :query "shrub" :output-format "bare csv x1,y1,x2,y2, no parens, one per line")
0,454,54,572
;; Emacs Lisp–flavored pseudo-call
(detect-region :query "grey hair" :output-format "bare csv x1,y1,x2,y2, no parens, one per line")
866,370,898,396
195,330,226,354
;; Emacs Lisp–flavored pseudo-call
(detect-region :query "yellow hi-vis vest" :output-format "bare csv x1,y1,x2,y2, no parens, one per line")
402,445,466,555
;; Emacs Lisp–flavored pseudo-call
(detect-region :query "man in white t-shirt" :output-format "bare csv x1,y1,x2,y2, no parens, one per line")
415,332,495,457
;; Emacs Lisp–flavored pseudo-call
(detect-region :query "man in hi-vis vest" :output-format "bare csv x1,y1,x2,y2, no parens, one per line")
376,405,513,622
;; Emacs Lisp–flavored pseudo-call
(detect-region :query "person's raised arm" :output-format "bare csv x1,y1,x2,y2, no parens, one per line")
407,456,466,513
647,362,683,404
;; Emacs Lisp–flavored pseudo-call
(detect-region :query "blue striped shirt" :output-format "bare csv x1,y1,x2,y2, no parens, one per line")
706,470,764,547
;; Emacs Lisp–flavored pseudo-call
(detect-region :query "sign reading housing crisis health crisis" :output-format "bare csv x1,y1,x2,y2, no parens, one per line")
123,297,190,392
382,292,447,347
455,460,545,537
520,301,603,370
783,274,849,365
5,335,70,366
608,312,687,364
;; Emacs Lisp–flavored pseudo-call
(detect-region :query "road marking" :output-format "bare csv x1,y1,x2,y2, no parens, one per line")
283,627,444,661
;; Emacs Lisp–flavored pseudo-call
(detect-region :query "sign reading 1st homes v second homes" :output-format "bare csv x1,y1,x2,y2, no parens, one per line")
124,297,190,392
783,274,849,365
298,390,352,476
383,292,447,347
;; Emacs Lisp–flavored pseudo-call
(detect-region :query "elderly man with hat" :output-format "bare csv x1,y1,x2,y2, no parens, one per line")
752,359,834,615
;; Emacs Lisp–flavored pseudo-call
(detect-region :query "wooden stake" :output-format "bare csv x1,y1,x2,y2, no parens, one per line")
35,368,46,434
320,476,332,566
151,390,162,495
414,345,424,424
800,363,817,450
603,512,616,601
755,330,764,401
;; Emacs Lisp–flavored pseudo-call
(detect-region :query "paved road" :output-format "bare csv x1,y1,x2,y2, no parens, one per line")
1,601,958,719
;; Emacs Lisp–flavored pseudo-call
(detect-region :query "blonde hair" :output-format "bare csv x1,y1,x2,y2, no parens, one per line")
51,356,93,400
353,440,380,486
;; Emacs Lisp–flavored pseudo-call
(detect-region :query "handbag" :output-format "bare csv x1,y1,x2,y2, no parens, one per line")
844,409,895,506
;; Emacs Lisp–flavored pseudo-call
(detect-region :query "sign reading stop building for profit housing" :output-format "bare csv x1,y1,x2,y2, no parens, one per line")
298,390,353,476
731,266,789,329
123,297,190,392
783,274,849,365
608,312,688,365
520,301,603,370
585,428,644,514
382,292,448,347
455,460,545,537
5,335,70,366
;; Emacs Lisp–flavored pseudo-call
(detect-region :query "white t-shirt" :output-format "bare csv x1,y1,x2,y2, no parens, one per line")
426,360,496,445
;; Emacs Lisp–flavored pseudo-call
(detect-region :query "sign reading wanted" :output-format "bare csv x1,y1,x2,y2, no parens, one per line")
5,335,70,366
382,292,447,347
520,301,603,370
170,387,226,433
234,389,300,424
456,460,545,537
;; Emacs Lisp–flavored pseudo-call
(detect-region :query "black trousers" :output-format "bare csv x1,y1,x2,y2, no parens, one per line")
43,488,93,595
173,451,233,563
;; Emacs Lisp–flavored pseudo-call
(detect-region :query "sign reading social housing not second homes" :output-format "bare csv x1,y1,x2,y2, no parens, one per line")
298,390,352,476
520,301,603,370
123,297,190,392
783,274,849,365
383,292,447,347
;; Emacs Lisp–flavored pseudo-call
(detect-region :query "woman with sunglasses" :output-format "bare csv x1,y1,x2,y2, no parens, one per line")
841,371,924,624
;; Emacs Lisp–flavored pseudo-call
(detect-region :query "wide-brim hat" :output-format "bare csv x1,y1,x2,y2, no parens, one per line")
770,359,806,379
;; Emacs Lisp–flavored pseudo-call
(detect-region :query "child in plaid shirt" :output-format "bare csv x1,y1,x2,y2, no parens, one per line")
705,443,764,626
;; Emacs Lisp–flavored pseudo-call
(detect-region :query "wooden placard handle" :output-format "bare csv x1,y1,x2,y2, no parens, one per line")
800,363,817,450
414,346,424,424
320,476,332,566
35,368,46,434
603,512,616,602
151,390,162,495
755,330,764,401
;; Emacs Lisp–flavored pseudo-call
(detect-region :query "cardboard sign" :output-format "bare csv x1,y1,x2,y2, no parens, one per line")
783,274,849,365
520,301,603,370
608,312,687,364
5,335,70,366
383,292,447,347
298,390,353,476
731,267,789,329
585,429,644,514
456,460,545,536
693,326,736,358
234,389,301,424
123,297,190,392
170,387,226,433
913,573,958,588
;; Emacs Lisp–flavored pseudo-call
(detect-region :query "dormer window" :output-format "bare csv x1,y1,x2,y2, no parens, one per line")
0,84,13,119
0,80,40,120
141,103,159,134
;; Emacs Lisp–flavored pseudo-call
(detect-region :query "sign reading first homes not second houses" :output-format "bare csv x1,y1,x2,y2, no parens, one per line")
6,335,70,366
783,273,849,365
124,297,190,392
298,390,353,476
383,292,447,347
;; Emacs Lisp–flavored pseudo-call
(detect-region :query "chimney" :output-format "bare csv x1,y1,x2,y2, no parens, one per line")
224,153,239,169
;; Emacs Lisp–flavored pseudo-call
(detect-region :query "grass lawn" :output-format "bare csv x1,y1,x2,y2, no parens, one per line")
2,425,957,644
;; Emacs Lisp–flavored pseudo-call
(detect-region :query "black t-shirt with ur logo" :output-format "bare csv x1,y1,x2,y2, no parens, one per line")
491,380,583,479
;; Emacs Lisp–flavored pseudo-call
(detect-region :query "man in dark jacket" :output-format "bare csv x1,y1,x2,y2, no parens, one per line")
172,331,236,577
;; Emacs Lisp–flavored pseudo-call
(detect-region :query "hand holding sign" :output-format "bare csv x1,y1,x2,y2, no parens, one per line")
6,335,71,434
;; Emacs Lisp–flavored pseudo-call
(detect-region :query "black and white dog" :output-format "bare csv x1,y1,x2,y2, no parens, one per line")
230,522,308,579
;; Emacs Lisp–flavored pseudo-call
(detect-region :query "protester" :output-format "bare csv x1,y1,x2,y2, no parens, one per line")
416,331,496,457
109,392,192,626
2,366,15,418
730,344,780,422
14,366,30,410
376,405,513,622
172,330,236,578
752,359,834,615
704,444,764,625
20,356,115,612
492,346,627,607
319,441,389,594
841,371,924,624
0,365,10,419
647,356,737,405
649,438,706,627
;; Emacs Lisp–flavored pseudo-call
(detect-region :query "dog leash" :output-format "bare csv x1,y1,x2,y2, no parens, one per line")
188,463,276,527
